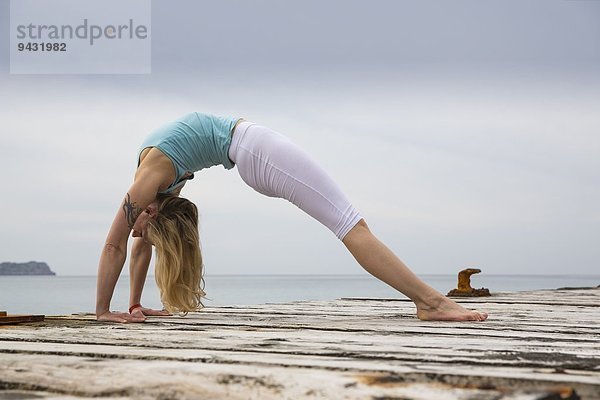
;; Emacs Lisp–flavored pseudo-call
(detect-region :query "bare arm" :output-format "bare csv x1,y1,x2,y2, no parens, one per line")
128,237,152,308
129,237,171,318
127,238,171,317
95,168,164,322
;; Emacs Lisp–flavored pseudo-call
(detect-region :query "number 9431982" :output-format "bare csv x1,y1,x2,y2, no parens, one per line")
18,42,66,52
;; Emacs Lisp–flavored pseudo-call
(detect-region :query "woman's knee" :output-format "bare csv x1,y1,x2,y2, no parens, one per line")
342,218,371,244
352,218,369,232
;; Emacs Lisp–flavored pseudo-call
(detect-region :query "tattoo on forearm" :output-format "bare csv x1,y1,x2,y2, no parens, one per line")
122,193,143,229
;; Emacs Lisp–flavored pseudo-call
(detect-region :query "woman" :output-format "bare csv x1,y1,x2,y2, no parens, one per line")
96,112,488,323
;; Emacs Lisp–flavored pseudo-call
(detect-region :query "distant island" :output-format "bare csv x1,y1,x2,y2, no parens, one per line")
0,261,56,276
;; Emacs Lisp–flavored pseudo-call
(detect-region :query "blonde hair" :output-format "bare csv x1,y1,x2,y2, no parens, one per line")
146,194,206,314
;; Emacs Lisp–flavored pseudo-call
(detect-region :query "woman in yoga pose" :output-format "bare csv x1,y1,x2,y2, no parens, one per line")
96,112,488,323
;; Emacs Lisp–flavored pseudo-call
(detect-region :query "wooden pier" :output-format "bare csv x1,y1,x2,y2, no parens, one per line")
0,288,599,399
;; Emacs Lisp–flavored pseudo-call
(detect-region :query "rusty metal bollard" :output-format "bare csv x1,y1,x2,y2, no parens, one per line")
447,268,491,297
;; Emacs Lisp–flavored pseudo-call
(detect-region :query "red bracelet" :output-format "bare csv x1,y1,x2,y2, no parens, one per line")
128,303,142,313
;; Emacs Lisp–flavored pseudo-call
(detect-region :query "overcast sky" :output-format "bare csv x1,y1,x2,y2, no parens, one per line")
0,0,599,277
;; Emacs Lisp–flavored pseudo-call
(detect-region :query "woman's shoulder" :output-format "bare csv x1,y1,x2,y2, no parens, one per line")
138,147,172,167
135,148,177,191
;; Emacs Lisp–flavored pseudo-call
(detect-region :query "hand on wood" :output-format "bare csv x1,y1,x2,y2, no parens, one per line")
130,306,172,317
96,310,146,323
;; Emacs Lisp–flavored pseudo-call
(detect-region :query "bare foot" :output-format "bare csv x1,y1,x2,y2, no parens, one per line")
416,295,488,321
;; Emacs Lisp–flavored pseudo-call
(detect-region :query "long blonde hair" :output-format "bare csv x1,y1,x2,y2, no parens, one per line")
146,194,206,314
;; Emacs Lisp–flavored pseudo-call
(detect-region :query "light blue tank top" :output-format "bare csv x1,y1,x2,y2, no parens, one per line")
138,112,242,194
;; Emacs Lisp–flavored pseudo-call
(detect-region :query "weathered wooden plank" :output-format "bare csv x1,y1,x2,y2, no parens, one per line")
0,352,591,400
35,318,597,348
1,335,599,380
51,299,600,329
48,309,600,332
0,340,596,376
4,314,600,354
0,314,44,325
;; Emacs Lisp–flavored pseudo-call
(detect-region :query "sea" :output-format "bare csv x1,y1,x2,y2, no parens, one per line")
0,274,598,316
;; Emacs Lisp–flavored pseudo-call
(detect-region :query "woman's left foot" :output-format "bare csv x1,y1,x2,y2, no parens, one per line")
416,295,488,321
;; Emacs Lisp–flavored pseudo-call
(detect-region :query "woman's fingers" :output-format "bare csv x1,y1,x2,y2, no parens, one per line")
121,312,146,322
98,311,146,323
130,308,147,319
128,306,171,317
140,307,172,316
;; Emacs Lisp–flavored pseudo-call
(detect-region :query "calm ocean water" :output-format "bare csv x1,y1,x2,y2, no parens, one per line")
0,274,598,315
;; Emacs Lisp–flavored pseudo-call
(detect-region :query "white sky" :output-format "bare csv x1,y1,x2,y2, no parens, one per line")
0,0,598,276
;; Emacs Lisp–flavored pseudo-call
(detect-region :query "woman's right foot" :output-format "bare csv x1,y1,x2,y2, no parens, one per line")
416,295,488,321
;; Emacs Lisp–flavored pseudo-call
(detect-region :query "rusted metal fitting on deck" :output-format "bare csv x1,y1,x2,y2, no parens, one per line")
447,268,490,297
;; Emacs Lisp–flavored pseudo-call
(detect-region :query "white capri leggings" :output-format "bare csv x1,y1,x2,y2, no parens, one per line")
228,121,363,241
